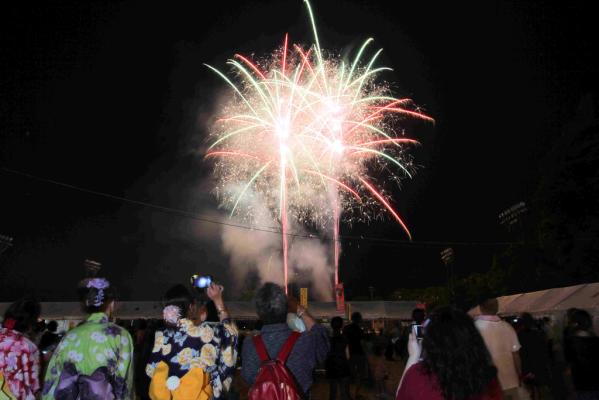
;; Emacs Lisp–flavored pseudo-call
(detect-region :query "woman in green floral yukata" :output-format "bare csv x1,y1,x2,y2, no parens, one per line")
42,278,134,399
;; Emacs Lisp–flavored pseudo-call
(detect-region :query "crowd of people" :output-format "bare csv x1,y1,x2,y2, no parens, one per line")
1,278,598,400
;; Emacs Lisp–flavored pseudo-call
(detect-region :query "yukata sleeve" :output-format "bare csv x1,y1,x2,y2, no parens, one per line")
210,321,239,399
115,330,135,400
145,330,166,378
23,345,41,395
41,337,68,399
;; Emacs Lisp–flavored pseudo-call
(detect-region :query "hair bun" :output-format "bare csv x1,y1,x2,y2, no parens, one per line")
78,278,113,310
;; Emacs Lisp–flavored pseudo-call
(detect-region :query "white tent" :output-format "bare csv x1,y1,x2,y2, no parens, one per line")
0,300,419,321
469,282,599,318
550,282,599,311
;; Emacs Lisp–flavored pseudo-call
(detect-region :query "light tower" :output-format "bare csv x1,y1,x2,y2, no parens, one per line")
498,201,527,231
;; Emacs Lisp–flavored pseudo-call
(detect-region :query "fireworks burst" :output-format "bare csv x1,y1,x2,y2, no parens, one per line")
205,0,433,291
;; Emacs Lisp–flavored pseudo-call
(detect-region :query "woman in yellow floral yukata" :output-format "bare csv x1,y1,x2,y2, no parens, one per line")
146,282,238,400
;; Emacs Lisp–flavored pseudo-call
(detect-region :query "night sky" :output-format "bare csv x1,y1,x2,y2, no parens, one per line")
1,1,597,301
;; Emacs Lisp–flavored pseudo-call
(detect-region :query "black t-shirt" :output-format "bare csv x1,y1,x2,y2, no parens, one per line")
564,334,599,391
517,328,552,385
343,323,364,356
326,335,351,378
39,331,60,352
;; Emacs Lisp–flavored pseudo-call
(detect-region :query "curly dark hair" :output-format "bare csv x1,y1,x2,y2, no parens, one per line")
255,282,288,324
421,306,497,400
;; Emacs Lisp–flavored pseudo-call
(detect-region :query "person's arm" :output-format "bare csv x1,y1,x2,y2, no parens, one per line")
208,321,239,397
40,337,66,400
25,345,41,396
397,332,421,391
206,282,239,397
297,305,330,362
513,351,522,382
208,282,230,322
296,305,315,331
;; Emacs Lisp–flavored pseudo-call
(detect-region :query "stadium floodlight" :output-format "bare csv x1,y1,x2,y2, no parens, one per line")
440,247,454,266
498,201,527,230
84,259,102,277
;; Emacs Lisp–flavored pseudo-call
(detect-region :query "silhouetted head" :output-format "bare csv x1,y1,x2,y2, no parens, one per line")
162,284,196,326
331,316,344,332
47,320,58,333
3,298,41,334
479,297,499,315
571,309,593,331
255,282,288,325
351,312,362,324
520,313,535,330
412,308,426,324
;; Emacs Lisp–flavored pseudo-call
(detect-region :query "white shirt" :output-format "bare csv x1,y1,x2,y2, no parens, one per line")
286,312,306,332
475,316,521,390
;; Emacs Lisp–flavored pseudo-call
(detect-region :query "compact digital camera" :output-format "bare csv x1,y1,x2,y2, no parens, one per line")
190,274,213,289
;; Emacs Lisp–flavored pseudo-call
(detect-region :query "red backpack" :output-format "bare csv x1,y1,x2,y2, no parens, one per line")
248,331,303,400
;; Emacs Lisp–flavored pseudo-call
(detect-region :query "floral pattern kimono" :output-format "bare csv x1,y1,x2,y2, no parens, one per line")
0,328,40,400
146,318,238,399
42,313,134,400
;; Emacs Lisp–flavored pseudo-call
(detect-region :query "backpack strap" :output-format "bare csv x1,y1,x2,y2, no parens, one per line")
276,331,300,363
252,334,270,362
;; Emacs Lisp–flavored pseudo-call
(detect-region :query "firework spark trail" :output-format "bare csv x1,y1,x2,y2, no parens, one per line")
333,195,340,286
205,0,433,292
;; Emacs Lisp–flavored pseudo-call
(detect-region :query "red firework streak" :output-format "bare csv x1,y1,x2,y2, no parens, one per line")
205,4,433,296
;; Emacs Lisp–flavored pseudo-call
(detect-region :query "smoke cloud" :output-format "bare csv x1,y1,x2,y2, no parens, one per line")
220,195,334,300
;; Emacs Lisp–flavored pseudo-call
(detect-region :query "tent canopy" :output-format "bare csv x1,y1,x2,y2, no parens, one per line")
0,300,419,321
469,282,599,317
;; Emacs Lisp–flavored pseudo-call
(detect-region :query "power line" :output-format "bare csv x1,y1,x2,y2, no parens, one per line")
1,166,519,247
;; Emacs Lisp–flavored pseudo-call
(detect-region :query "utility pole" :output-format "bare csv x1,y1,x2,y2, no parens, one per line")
498,201,530,291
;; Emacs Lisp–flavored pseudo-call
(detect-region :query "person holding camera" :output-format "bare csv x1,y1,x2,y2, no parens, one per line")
396,306,501,400
146,279,238,400
241,282,330,399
